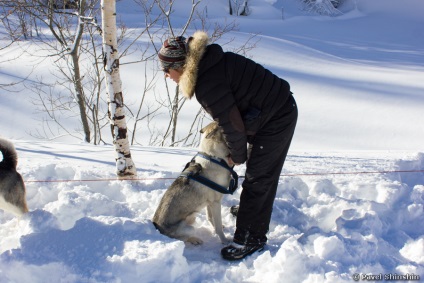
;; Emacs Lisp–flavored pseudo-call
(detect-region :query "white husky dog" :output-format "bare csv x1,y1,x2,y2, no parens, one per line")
153,122,235,245
0,137,29,216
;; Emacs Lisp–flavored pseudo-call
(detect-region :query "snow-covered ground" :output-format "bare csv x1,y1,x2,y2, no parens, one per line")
1,142,423,282
0,0,423,282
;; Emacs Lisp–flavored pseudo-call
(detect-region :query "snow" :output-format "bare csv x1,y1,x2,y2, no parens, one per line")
1,0,423,282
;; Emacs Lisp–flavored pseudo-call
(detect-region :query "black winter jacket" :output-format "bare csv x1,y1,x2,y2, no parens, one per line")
179,31,292,164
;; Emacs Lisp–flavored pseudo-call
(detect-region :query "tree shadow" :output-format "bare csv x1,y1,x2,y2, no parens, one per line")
1,210,159,279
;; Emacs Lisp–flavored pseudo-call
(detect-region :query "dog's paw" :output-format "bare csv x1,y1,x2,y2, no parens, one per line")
186,236,203,245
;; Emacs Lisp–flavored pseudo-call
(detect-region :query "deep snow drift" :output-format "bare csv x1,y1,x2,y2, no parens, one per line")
0,142,423,282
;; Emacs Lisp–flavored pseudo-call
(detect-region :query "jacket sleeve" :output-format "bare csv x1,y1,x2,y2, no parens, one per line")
196,80,247,164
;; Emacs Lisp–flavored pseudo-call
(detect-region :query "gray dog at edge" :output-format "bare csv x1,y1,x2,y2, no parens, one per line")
0,137,29,216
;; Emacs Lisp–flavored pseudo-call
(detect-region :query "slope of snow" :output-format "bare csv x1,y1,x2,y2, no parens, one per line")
0,0,423,282
1,141,423,282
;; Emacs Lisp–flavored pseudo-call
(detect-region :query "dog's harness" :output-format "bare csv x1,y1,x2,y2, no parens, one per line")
180,152,239,194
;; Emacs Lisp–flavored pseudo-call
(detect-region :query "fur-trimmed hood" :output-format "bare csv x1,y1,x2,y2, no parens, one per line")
179,31,210,99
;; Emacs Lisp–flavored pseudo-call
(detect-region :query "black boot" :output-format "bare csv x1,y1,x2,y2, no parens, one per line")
230,205,239,217
221,229,266,261
221,241,265,260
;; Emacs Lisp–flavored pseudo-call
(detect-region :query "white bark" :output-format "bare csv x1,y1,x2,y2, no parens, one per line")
101,0,137,178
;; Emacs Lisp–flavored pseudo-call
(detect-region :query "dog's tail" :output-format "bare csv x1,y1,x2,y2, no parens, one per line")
0,137,18,170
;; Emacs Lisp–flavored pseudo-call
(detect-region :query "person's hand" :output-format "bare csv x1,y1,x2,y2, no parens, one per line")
227,156,241,167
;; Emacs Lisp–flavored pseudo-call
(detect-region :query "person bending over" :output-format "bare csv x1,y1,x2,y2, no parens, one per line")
158,31,298,261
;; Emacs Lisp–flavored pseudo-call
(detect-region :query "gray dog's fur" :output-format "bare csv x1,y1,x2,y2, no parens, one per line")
0,137,29,216
153,122,231,245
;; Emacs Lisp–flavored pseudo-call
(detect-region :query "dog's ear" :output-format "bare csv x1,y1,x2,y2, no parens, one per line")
200,125,207,134
200,121,218,135
205,127,219,139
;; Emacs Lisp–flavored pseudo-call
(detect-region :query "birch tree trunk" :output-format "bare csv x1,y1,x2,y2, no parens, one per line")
101,0,137,178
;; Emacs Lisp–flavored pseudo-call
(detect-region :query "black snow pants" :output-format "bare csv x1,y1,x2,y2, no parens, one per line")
234,94,298,245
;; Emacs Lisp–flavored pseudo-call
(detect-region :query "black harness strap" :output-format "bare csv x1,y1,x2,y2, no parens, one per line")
180,152,239,195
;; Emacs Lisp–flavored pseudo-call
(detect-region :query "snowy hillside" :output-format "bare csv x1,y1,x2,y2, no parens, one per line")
0,0,423,282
